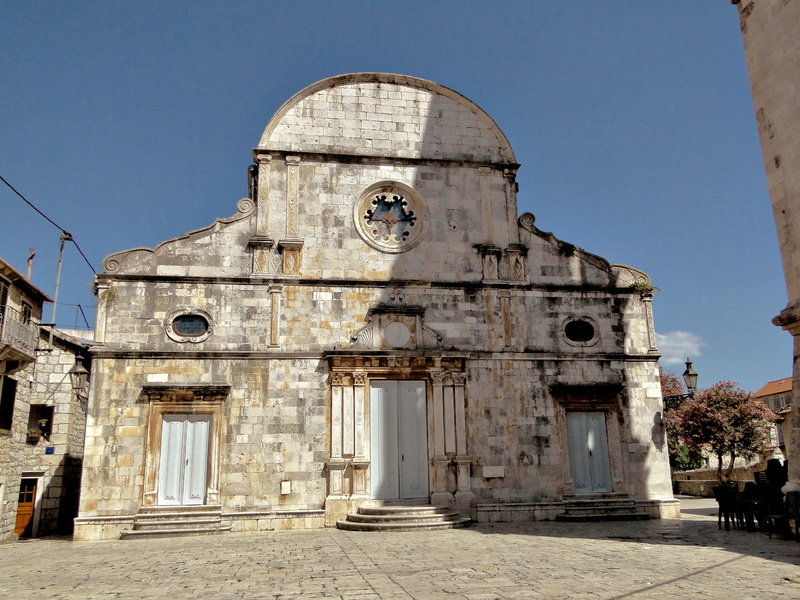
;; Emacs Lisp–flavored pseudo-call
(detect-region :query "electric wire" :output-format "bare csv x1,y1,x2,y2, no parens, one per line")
0,174,97,273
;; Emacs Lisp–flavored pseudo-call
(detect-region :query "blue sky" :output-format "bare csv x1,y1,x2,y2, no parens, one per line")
0,1,789,392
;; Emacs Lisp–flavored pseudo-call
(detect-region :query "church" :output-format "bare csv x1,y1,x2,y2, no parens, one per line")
74,73,676,540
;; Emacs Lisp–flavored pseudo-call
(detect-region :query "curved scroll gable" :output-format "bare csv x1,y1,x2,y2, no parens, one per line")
101,198,256,274
611,264,651,288
518,212,612,273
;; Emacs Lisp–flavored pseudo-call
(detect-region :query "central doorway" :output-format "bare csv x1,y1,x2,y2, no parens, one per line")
566,411,612,494
157,414,210,506
370,380,428,500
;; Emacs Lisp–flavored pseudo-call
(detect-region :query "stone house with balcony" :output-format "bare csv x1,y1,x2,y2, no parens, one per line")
74,73,677,540
0,258,91,542
0,257,50,542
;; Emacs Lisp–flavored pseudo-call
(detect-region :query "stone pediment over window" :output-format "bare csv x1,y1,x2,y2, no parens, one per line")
344,304,446,351
140,384,231,403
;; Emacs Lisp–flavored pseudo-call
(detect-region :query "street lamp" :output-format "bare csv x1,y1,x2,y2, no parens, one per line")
68,356,89,396
682,359,698,395
663,359,699,411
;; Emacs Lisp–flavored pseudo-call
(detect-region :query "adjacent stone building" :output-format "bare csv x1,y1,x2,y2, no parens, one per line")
733,0,800,492
74,73,677,540
1,259,90,542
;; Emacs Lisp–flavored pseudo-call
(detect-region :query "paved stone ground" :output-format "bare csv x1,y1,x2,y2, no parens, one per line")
1,497,799,599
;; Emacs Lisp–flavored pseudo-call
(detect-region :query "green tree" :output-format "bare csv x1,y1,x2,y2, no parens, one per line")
668,381,774,482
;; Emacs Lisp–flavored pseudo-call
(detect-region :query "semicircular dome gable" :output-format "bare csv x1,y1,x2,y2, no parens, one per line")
259,73,515,164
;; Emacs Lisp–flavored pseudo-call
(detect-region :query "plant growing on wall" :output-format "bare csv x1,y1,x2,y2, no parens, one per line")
632,282,660,296
92,284,119,307
667,381,774,482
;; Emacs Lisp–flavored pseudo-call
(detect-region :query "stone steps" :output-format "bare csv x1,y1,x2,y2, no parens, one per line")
337,505,471,532
120,505,231,540
556,496,650,522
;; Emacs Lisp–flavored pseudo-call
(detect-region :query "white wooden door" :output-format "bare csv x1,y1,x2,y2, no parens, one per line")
567,411,612,494
370,380,428,499
157,414,210,506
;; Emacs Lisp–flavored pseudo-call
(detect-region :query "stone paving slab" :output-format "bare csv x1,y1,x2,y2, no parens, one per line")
1,498,799,599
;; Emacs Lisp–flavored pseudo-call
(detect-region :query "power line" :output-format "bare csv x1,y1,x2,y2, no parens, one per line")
0,174,97,273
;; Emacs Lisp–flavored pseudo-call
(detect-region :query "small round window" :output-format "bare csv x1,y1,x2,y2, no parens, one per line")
564,319,595,343
165,310,213,343
172,315,209,337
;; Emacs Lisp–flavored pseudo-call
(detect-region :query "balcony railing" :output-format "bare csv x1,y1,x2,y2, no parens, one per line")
0,306,38,358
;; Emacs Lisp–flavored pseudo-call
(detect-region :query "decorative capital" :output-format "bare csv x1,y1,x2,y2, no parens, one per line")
248,236,274,249
773,302,800,336
431,372,446,386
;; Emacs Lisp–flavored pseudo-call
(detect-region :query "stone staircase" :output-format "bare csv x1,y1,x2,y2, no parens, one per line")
119,505,231,540
556,495,650,522
337,505,471,532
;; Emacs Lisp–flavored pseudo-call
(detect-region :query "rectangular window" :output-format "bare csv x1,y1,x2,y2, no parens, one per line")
28,405,54,439
0,376,18,431
21,302,32,324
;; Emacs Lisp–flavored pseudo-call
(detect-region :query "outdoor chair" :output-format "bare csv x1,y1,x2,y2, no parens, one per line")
713,485,737,531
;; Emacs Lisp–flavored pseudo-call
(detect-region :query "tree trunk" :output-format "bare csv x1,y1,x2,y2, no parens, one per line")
724,452,737,483
716,451,724,482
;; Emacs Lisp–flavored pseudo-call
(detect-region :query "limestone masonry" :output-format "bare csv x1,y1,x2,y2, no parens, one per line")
74,73,676,540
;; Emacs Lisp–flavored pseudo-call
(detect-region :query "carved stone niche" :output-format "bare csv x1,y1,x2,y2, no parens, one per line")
346,305,445,351
248,236,274,275
474,244,502,281
277,239,304,276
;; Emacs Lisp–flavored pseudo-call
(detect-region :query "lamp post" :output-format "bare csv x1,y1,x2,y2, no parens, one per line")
663,359,699,411
68,356,89,410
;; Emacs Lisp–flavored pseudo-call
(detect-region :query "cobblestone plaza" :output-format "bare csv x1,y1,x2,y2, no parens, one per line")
1,499,799,599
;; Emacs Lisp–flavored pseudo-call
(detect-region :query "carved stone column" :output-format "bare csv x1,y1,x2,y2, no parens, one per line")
94,283,109,344
452,373,475,514
330,373,344,460
773,310,800,491
326,372,351,525
256,154,272,234
268,284,282,349
499,291,512,350
641,292,659,354
285,155,300,238
353,373,366,460
430,372,451,506
478,166,494,243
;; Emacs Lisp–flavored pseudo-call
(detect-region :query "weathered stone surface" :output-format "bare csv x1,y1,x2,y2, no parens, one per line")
735,0,800,490
76,73,672,540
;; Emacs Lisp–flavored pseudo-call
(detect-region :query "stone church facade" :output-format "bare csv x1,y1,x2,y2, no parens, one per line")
74,73,676,540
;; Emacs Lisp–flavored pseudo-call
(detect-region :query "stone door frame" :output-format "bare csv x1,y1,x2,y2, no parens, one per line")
325,354,473,523
140,385,229,508
551,384,626,497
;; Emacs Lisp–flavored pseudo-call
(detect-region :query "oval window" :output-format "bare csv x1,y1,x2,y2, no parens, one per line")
565,319,595,343
172,314,209,337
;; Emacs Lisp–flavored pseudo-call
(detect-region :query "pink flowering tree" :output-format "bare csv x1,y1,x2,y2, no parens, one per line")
668,381,774,482
660,369,703,471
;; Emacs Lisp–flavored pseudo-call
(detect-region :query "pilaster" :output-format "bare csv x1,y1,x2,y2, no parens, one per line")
268,284,282,349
